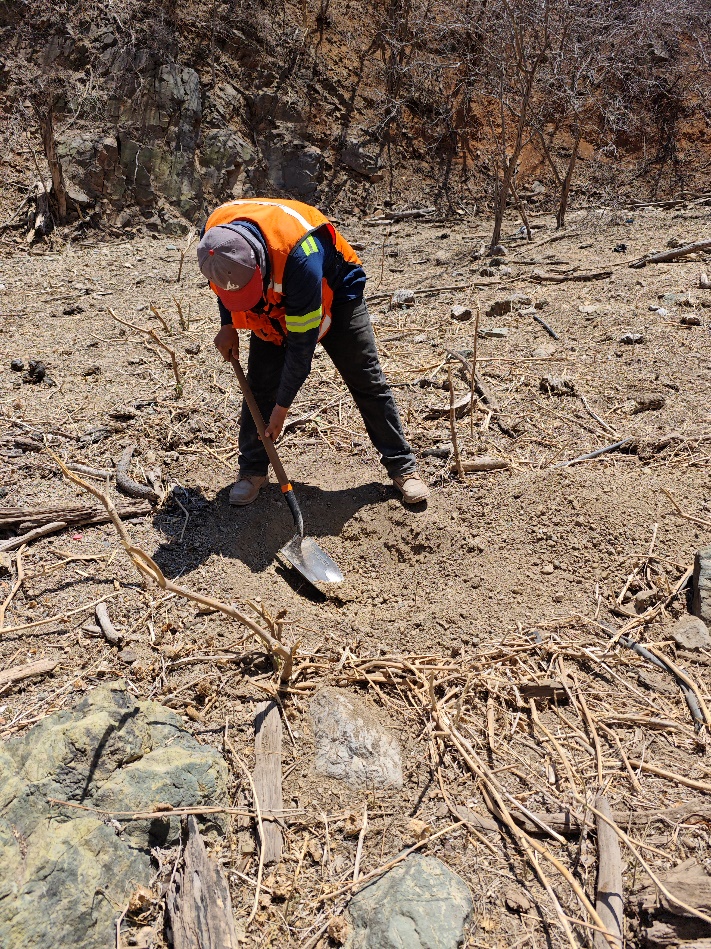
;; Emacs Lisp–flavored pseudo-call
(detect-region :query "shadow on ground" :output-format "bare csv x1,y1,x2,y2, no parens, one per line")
150,479,390,579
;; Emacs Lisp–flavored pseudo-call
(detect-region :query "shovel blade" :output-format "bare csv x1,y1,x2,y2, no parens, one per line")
280,534,344,586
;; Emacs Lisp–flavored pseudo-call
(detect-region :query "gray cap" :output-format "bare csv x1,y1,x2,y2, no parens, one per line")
197,224,257,290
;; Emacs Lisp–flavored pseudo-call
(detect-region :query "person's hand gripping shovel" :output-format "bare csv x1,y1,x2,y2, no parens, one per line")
229,356,343,588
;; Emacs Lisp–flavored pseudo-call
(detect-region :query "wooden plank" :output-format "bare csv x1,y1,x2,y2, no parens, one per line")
166,816,237,949
594,795,623,949
253,700,283,864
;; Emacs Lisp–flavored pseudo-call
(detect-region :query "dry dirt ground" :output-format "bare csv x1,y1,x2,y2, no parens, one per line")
1,201,711,947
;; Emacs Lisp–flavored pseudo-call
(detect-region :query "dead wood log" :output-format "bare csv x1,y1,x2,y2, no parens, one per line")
451,456,510,474
594,795,623,949
95,603,122,647
166,816,238,949
253,701,283,865
0,502,151,532
0,658,58,693
531,268,613,283
115,445,160,503
630,239,711,269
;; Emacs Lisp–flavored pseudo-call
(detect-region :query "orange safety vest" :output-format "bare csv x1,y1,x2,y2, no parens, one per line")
203,198,362,345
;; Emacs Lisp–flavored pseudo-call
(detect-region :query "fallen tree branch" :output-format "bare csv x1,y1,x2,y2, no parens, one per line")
115,444,160,503
49,451,296,681
0,658,57,693
0,522,67,552
0,501,150,531
553,438,633,468
630,239,711,269
95,603,122,647
532,269,613,283
594,795,623,949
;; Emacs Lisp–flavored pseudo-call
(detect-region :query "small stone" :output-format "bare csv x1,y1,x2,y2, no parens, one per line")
532,343,557,358
328,916,351,945
83,365,102,377
541,564,554,575
487,293,531,317
310,687,403,789
490,244,507,257
540,375,575,397
631,394,665,414
406,818,432,841
10,359,24,371
619,333,645,344
184,342,201,355
613,243,627,253
700,272,711,290
390,289,415,310
346,854,472,949
649,306,670,316
670,615,711,651
478,327,508,339
498,266,512,275
681,314,701,326
489,256,505,267
22,360,46,384
479,267,497,277
62,304,85,316
504,886,532,914
117,648,139,664
450,305,472,322
633,589,657,613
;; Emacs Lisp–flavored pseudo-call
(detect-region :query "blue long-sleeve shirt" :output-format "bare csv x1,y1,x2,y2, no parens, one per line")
217,222,365,407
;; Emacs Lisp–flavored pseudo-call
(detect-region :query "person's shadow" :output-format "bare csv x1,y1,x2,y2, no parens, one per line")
150,479,391,582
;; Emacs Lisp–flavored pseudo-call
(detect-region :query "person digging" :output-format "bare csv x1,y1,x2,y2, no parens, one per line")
197,197,429,506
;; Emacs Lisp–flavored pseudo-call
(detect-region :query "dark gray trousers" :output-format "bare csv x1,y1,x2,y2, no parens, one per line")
238,298,416,478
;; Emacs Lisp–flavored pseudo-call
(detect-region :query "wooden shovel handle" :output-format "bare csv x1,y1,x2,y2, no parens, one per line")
229,356,290,488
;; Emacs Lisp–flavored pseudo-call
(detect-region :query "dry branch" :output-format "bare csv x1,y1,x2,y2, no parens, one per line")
253,701,283,865
108,307,183,389
0,502,151,531
95,603,122,647
630,240,711,269
49,451,296,680
0,658,58,693
532,268,613,283
115,445,160,503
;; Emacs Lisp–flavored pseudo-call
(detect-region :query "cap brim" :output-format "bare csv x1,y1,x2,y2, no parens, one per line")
213,267,264,313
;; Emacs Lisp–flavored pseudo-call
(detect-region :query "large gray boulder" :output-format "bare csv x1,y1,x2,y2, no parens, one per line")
0,681,228,949
310,687,403,789
346,854,473,948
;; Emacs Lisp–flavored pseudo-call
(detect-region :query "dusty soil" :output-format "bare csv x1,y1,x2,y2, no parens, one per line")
1,201,711,947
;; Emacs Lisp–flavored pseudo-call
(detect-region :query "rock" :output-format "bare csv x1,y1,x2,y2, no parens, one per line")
479,267,497,277
10,358,23,371
184,342,201,355
117,648,139,664
309,687,403,789
498,265,512,276
504,887,532,914
340,141,381,179
450,305,472,322
541,564,554,575
345,854,472,949
478,327,508,339
489,256,506,267
700,272,711,290
489,244,507,257
619,333,645,344
613,243,627,253
681,314,702,326
532,342,557,358
633,589,657,613
390,289,416,310
693,546,711,625
487,293,531,317
0,681,228,949
631,393,665,413
670,615,711,651
540,375,575,396
649,305,670,316
22,360,46,384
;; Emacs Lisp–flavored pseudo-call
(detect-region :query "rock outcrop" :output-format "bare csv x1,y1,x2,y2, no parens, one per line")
0,681,228,949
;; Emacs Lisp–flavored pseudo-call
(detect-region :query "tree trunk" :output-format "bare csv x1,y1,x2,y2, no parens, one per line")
556,125,582,229
35,103,67,225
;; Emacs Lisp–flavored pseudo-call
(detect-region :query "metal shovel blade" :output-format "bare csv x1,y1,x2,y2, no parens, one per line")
280,534,344,586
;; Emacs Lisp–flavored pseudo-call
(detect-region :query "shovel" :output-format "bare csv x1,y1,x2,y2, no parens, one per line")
229,356,344,587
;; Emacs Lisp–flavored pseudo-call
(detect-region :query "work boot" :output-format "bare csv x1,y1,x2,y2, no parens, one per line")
228,474,268,506
392,472,430,504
